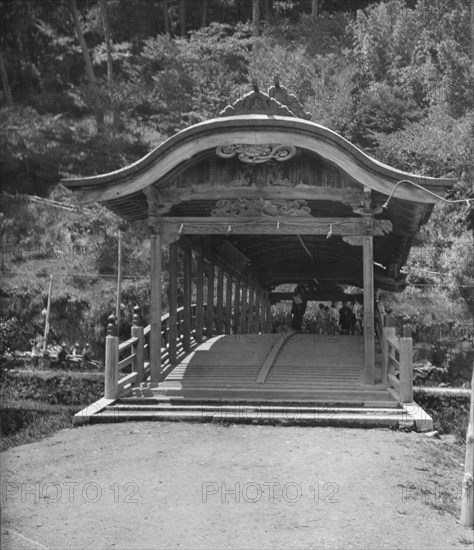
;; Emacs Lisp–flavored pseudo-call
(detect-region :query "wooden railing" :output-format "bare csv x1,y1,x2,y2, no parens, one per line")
376,303,413,403
104,303,221,399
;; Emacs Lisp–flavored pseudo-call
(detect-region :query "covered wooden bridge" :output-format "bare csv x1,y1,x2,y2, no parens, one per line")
64,82,454,429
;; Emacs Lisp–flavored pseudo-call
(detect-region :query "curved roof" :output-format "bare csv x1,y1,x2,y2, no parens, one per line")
62,86,456,292
63,114,452,205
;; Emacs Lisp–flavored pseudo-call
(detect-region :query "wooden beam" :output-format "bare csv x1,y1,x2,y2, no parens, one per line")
183,245,192,352
162,217,392,237
195,253,204,344
216,268,224,334
206,262,215,338
149,233,162,385
363,234,375,384
168,242,178,367
225,275,233,335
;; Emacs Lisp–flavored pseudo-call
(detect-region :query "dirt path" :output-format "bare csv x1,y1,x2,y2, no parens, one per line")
1,423,473,550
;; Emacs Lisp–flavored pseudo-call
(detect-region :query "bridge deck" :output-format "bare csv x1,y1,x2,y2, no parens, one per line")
145,333,394,405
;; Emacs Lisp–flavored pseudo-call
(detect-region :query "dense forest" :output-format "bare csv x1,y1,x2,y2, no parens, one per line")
0,0,473,382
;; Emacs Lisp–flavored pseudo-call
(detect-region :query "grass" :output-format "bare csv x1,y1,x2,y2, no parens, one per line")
0,402,76,452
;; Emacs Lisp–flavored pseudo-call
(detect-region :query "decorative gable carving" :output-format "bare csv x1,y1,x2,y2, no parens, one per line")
219,78,311,120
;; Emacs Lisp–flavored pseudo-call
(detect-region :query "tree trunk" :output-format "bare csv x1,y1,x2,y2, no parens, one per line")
163,0,169,34
180,0,186,37
252,0,260,37
99,0,118,127
71,0,104,130
312,0,319,21
471,0,474,71
201,0,207,27
0,50,13,105
99,0,113,86
264,0,272,23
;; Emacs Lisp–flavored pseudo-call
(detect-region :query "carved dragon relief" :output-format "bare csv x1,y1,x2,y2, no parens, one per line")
211,198,312,218
229,162,295,188
216,143,297,164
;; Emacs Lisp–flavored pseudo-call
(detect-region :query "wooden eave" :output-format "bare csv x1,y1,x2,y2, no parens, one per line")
62,115,454,205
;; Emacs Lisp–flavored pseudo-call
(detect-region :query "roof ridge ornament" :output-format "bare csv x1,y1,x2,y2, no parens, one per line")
219,77,311,120
268,76,312,121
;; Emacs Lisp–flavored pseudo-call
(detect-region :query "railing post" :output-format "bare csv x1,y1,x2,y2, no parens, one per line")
131,305,144,384
399,316,413,403
382,307,396,385
104,314,119,399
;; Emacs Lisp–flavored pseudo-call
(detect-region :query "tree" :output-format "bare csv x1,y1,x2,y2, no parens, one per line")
253,0,260,37
70,0,104,131
0,49,13,105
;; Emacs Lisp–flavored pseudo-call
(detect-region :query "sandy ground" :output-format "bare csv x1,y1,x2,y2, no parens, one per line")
1,422,473,550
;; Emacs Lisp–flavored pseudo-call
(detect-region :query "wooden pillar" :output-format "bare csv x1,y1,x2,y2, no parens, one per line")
225,275,233,335
254,288,261,333
195,253,204,344
363,234,375,384
248,283,255,333
149,233,162,385
131,305,144,383
183,245,192,352
216,268,224,334
206,263,214,338
266,294,272,332
168,242,178,366
233,279,240,333
104,314,118,398
382,308,396,385
399,317,413,403
241,283,248,333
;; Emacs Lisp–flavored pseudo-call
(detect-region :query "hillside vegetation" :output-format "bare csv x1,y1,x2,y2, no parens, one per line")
0,0,473,379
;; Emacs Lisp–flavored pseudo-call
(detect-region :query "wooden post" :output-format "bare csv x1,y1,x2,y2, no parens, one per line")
399,316,413,403
266,294,272,333
104,314,118,399
168,242,178,366
241,283,248,333
150,233,162,385
225,275,233,335
206,262,214,338
249,283,256,333
255,288,261,333
196,253,204,343
116,230,122,336
42,274,53,351
216,268,224,334
183,245,192,352
460,365,474,526
233,279,240,334
363,234,375,384
131,305,144,383
260,291,266,334
382,307,396,385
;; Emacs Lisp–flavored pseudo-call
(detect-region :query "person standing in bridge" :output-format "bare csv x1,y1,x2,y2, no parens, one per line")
291,285,307,332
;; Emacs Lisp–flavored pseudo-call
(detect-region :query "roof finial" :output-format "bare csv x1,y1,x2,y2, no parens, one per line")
274,75,281,88
252,79,259,93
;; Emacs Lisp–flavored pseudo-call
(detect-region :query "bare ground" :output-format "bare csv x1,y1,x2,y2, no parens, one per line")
1,422,473,550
